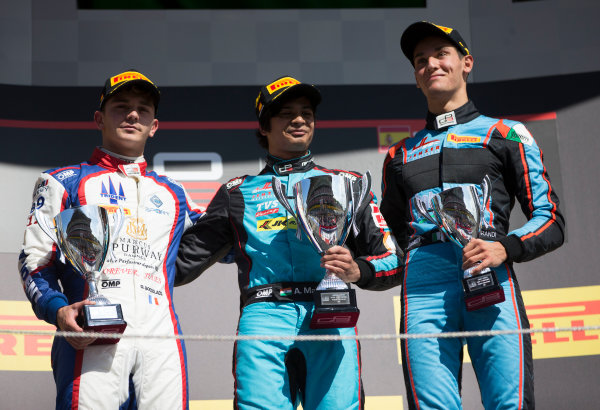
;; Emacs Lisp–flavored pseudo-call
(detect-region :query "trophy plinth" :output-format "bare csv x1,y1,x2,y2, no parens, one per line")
36,205,127,344
311,287,360,329
273,172,371,329
462,271,505,311
416,176,505,311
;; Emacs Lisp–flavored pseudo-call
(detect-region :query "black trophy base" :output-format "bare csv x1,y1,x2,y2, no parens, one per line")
462,270,505,311
310,288,360,329
80,304,127,345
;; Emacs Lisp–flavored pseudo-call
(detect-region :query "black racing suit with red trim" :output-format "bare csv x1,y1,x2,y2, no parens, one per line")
176,152,403,409
380,100,564,409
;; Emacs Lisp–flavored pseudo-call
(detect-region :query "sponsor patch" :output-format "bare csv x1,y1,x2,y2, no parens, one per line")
256,287,273,298
101,279,121,289
382,232,397,252
370,203,388,229
101,205,131,215
149,195,163,208
257,216,297,231
34,180,49,196
267,77,300,94
435,111,457,128
407,136,441,162
226,178,243,190
55,170,76,181
120,163,141,177
256,208,279,218
507,123,534,146
110,71,153,87
101,177,126,204
125,218,148,240
447,134,481,144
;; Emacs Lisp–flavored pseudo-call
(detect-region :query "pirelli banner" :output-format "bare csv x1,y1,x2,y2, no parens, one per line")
0,74,598,409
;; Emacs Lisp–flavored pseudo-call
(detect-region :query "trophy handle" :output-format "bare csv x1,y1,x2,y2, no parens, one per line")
415,197,439,226
34,208,67,264
271,177,302,241
34,208,58,243
478,175,492,231
108,206,124,262
111,206,125,239
352,171,372,236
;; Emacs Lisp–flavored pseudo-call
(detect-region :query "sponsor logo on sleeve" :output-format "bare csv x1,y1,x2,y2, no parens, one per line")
55,170,76,181
507,123,534,146
226,178,243,190
370,203,388,229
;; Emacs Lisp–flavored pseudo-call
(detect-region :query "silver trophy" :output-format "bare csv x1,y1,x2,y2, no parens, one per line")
35,204,127,344
272,172,371,329
415,175,505,311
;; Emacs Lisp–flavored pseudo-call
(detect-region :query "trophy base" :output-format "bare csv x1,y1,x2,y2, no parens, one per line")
81,304,127,345
462,271,505,311
309,288,360,329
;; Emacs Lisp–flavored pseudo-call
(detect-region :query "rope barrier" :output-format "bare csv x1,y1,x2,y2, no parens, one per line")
2,324,599,342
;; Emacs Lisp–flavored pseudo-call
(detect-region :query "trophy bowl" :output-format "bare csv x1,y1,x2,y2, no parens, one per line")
36,204,127,344
273,172,371,329
416,176,505,311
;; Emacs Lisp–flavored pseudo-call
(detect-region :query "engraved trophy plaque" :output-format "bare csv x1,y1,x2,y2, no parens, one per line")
36,204,127,344
415,176,505,311
272,172,371,329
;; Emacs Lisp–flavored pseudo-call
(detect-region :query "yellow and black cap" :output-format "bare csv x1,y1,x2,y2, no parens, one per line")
255,76,321,121
99,70,160,111
401,21,470,65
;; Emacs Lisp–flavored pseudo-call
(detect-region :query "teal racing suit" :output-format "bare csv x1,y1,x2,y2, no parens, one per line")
381,101,565,409
176,152,403,409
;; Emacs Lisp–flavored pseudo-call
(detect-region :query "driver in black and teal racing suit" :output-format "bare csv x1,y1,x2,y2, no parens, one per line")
176,76,403,409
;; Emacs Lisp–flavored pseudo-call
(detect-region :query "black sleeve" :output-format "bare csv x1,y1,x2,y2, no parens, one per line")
380,149,409,251
175,184,234,286
346,177,404,291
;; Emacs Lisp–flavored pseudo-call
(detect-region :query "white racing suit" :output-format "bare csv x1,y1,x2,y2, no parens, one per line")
18,147,202,409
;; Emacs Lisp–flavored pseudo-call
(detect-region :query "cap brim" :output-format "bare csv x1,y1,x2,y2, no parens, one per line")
101,79,160,109
265,83,322,116
401,22,452,63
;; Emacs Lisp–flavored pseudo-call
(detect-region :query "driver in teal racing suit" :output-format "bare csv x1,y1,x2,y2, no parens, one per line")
381,22,565,409
176,76,403,409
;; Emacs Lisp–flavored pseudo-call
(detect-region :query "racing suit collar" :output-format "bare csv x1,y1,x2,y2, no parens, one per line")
264,151,315,175
425,100,480,131
90,147,148,175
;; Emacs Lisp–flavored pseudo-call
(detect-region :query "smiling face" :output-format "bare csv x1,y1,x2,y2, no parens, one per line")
94,88,159,157
261,96,315,159
412,35,473,113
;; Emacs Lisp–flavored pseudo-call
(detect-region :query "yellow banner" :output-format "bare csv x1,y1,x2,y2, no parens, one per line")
0,300,54,371
393,285,600,363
